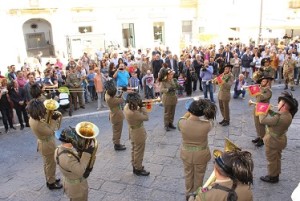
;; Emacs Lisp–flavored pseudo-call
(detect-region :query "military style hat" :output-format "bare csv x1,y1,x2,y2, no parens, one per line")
261,57,271,66
55,128,77,144
278,91,298,118
224,63,233,68
104,79,117,97
256,75,274,84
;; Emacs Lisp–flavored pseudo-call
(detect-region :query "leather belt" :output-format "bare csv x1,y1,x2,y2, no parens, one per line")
182,144,207,152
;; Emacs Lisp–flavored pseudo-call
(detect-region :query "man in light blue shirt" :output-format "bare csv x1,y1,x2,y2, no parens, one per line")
200,60,215,103
113,64,130,88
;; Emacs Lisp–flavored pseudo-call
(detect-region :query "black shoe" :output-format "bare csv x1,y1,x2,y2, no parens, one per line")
25,124,30,127
165,126,171,131
47,182,63,190
80,106,85,109
252,137,260,143
46,179,61,187
255,139,264,147
169,123,176,129
10,126,16,130
260,175,279,183
133,169,150,176
133,166,144,173
114,144,126,151
20,125,24,130
284,85,288,90
219,119,225,124
222,121,230,126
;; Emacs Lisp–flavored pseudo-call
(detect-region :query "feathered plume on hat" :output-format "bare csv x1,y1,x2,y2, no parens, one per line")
104,79,117,97
126,92,142,110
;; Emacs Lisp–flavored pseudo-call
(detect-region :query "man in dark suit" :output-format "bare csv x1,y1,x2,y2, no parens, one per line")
192,54,203,91
152,54,164,80
215,49,225,74
165,53,178,77
222,47,234,64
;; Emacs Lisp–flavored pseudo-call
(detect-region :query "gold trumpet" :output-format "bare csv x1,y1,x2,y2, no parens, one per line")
142,97,161,112
43,99,62,130
203,138,241,188
248,100,278,108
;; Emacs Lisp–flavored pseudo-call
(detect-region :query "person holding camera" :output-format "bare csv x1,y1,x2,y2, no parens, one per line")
27,99,62,190
160,68,178,131
113,64,130,90
200,60,215,103
55,128,94,201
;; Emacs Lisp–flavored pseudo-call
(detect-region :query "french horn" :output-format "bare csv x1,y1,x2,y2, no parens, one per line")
202,138,241,188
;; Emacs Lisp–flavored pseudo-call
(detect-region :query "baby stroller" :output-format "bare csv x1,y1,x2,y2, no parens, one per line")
58,87,72,116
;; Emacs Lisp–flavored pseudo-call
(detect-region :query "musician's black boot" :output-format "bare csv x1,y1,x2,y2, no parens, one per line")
47,180,63,190
169,123,176,129
219,119,225,124
255,139,264,147
133,168,150,176
260,175,279,183
165,126,171,131
284,84,288,90
46,179,61,187
252,137,260,143
114,144,126,151
221,120,230,126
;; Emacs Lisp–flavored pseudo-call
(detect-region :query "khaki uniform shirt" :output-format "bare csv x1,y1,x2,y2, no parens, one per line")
124,104,149,128
259,111,292,149
195,180,253,201
66,72,82,88
218,73,234,101
105,92,124,124
256,87,272,103
160,79,178,105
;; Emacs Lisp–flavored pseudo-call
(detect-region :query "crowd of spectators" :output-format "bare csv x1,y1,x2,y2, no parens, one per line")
1,39,300,133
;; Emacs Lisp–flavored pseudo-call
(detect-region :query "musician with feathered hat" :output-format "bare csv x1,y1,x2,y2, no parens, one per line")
259,91,298,183
104,80,126,151
124,92,150,176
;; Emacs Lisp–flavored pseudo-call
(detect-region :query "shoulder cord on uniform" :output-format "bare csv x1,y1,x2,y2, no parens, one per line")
56,149,80,173
212,182,238,201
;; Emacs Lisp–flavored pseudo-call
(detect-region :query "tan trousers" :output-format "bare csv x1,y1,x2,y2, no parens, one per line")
253,109,266,138
283,71,294,87
65,179,88,201
265,144,282,177
164,105,176,126
182,160,207,195
130,128,146,170
112,121,123,145
218,99,230,121
42,153,56,184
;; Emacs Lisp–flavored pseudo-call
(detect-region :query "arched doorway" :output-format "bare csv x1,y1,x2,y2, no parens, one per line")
22,18,54,57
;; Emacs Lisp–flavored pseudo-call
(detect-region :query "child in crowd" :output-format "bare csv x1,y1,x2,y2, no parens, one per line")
129,71,140,92
142,70,154,99
87,68,96,101
154,79,160,98
177,73,185,97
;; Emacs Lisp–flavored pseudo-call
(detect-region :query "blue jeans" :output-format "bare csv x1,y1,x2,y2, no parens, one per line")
233,90,246,99
202,82,214,102
144,86,154,99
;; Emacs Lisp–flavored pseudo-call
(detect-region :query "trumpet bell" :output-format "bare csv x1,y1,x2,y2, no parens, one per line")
224,137,241,152
75,122,99,139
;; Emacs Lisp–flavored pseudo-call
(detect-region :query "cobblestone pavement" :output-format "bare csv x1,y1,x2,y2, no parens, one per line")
0,83,299,201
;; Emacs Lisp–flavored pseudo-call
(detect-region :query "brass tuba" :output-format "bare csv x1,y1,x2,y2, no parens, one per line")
74,122,99,176
43,99,62,130
202,138,241,188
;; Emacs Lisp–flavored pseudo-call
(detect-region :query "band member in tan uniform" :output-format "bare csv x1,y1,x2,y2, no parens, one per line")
124,93,150,176
160,68,178,131
55,128,94,201
217,64,234,126
27,99,62,190
189,151,254,201
251,76,273,147
178,99,217,200
283,54,296,91
104,80,126,151
259,91,298,183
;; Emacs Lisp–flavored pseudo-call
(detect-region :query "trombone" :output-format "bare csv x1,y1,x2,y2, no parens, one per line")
117,86,138,92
